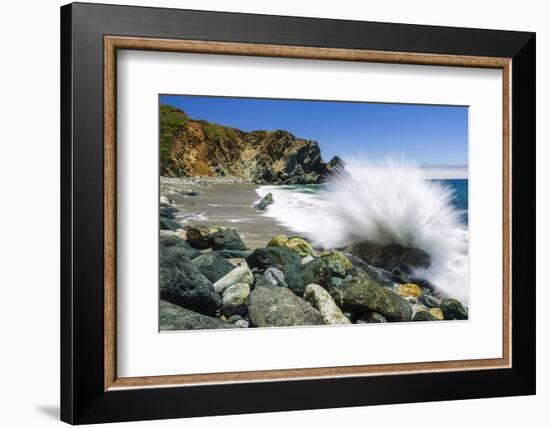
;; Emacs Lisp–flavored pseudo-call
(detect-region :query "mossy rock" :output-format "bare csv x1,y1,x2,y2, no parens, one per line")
268,235,315,257
286,258,331,296
286,237,315,257
160,301,235,331
440,298,468,320
268,234,289,247
246,246,301,275
320,251,353,278
191,252,235,283
412,310,440,321
340,276,413,322
186,225,220,249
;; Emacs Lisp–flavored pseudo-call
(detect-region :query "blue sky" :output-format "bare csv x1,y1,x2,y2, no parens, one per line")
160,94,468,168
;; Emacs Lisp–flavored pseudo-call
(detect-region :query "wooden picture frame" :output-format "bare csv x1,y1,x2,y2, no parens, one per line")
61,2,535,424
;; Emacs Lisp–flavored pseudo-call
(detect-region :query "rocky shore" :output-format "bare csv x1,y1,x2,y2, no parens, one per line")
159,195,468,331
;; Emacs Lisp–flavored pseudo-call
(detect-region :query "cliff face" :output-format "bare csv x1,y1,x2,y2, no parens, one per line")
160,104,345,184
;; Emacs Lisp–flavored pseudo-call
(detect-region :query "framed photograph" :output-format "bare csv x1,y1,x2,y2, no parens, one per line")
61,2,536,424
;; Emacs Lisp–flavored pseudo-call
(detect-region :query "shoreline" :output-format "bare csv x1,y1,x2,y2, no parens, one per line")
161,177,293,250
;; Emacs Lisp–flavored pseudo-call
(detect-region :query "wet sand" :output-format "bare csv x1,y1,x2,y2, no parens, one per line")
165,182,293,249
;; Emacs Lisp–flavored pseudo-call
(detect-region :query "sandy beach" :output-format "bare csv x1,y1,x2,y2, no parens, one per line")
162,180,293,249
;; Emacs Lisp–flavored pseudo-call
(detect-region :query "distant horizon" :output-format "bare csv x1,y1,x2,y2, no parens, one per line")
160,94,468,174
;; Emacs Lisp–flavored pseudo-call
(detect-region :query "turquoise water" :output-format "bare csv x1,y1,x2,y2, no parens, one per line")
438,179,468,224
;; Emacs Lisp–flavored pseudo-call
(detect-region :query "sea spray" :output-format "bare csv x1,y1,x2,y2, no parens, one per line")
255,159,469,304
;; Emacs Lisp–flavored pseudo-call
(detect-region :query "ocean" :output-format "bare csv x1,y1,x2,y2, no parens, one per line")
255,168,469,303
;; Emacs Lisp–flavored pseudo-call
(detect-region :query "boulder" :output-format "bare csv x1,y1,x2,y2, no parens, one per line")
285,258,332,296
245,246,301,274
235,319,250,328
440,298,468,320
320,251,353,278
391,267,410,284
367,312,387,323
211,228,248,251
429,308,444,320
255,192,274,210
160,259,221,316
159,235,201,262
160,216,182,231
248,286,323,327
191,252,235,283
419,295,440,308
214,249,252,259
285,237,316,257
412,310,440,321
340,276,413,321
396,283,423,298
267,234,288,247
262,267,287,287
344,254,396,287
186,225,217,249
221,282,250,317
347,241,431,274
303,284,351,325
268,235,315,257
160,206,178,219
225,315,245,324
160,300,234,330
213,264,254,294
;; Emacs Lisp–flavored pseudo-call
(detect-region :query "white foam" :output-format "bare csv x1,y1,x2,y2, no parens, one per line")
256,159,469,304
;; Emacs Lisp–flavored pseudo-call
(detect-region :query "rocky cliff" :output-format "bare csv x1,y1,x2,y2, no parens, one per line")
160,104,345,184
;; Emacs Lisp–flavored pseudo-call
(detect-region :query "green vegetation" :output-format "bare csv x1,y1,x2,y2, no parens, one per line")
160,104,187,160
201,120,240,143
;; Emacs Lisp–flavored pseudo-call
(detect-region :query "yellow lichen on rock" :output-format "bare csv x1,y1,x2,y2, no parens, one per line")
267,235,315,257
397,283,422,298
267,235,289,247
285,237,316,257
429,308,444,320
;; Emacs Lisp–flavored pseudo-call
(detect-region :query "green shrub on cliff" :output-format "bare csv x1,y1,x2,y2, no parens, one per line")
160,104,187,160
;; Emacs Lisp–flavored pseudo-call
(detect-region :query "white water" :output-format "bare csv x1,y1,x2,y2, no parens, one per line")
255,159,469,304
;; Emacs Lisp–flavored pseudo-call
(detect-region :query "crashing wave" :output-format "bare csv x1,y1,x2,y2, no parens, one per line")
255,158,469,304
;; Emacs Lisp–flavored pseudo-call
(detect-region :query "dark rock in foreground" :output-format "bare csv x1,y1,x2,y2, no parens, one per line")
160,206,178,219
211,228,247,251
160,235,201,262
186,225,247,251
160,216,182,231
245,246,301,275
286,258,331,296
160,300,235,330
347,241,431,274
412,310,440,321
191,252,235,283
160,254,221,316
214,249,252,259
186,225,216,249
440,298,468,320
248,286,323,327
340,276,413,321
419,294,440,308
